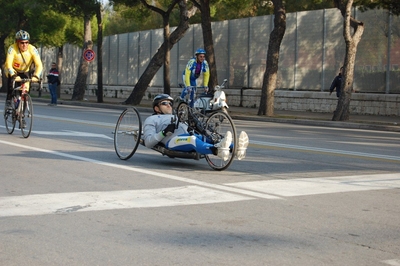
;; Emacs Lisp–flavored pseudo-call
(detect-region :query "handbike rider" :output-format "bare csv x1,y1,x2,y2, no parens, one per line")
4,30,43,112
143,94,249,161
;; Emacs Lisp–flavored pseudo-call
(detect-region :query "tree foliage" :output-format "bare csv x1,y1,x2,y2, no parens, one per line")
0,0,69,91
356,0,400,15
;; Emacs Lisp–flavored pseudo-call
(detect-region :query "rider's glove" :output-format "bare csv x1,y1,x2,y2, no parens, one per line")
162,123,176,137
31,76,40,83
13,75,22,82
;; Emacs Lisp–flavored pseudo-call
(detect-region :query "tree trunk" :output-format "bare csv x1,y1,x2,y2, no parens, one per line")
56,46,63,99
72,15,93,101
0,34,8,92
198,0,218,90
123,0,191,105
96,3,104,103
332,0,364,121
258,0,286,116
163,14,171,95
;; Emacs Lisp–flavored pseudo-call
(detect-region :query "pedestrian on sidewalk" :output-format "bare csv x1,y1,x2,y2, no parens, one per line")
46,62,60,106
329,66,343,98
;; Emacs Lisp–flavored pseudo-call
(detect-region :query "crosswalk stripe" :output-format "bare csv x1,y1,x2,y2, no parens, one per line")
225,173,400,197
0,186,253,217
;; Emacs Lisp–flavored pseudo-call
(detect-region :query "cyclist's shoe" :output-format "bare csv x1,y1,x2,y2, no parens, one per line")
236,131,249,160
215,131,232,161
19,119,26,129
4,104,13,117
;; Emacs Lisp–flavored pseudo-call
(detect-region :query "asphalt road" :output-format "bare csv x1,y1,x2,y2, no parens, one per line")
1,101,399,266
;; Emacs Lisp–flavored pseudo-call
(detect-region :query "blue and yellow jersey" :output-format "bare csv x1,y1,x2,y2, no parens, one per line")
5,43,43,78
183,58,210,87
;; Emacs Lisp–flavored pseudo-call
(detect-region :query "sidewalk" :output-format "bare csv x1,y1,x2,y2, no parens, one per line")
31,91,400,133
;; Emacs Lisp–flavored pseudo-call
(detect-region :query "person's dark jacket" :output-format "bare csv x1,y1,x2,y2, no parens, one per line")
47,68,60,85
329,73,342,97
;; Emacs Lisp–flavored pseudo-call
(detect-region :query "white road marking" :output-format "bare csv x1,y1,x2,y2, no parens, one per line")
382,259,400,266
226,173,400,197
0,186,252,217
251,140,400,161
34,114,116,127
33,130,113,139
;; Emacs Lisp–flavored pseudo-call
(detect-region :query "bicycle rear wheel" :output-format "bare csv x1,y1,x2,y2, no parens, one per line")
4,100,16,134
114,108,142,160
205,111,237,171
20,94,33,138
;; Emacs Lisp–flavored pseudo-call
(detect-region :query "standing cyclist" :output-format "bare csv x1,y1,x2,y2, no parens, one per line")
180,48,210,100
5,30,43,106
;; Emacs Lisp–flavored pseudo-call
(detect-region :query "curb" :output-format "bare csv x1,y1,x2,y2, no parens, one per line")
230,114,400,132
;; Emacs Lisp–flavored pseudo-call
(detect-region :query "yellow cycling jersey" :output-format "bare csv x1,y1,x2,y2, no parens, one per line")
183,58,210,87
5,43,43,78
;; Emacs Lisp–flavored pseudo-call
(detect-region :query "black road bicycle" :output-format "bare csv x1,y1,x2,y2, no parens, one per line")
3,79,35,138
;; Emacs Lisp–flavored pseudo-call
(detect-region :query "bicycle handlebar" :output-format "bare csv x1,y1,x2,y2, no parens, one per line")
12,78,41,93
13,78,40,83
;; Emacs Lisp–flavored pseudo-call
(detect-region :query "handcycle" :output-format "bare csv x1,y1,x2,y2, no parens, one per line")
3,78,35,138
113,103,238,171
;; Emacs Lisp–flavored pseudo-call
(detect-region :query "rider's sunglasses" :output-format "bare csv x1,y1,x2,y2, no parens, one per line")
159,101,173,107
19,41,29,45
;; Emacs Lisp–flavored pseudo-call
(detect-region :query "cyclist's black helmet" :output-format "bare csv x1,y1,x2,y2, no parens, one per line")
153,94,174,110
16,30,30,42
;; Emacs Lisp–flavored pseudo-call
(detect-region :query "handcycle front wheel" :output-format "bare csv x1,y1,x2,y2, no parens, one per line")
20,94,33,138
114,107,142,160
204,111,237,171
176,102,189,123
4,101,16,134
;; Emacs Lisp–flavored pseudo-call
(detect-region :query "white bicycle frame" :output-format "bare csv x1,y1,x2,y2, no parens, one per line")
188,79,229,111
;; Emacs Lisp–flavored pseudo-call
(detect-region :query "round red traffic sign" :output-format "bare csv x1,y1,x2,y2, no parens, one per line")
83,49,96,62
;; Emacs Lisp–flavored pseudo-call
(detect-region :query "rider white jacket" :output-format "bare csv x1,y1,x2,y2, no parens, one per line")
143,114,188,149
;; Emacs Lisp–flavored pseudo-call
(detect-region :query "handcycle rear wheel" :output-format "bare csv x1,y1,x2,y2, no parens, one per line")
204,111,237,171
4,101,16,134
114,107,142,160
20,94,33,138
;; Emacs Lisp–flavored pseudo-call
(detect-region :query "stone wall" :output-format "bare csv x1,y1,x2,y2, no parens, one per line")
60,85,400,116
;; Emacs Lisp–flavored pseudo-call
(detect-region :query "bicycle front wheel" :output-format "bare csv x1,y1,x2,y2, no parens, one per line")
20,94,33,138
205,111,237,171
114,108,142,160
4,101,16,134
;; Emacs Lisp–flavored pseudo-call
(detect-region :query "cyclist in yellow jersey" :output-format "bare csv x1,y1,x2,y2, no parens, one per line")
5,30,43,105
180,48,210,100
182,48,210,88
